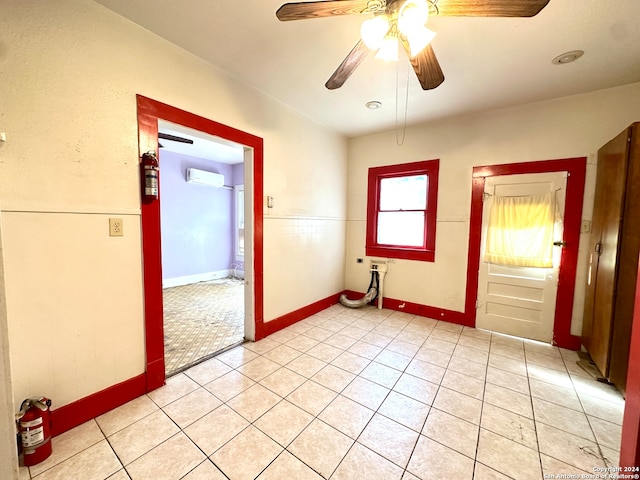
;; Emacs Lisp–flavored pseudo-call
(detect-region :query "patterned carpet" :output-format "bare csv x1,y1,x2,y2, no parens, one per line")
163,278,245,375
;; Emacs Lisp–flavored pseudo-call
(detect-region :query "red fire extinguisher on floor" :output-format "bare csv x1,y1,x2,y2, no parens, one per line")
17,397,53,466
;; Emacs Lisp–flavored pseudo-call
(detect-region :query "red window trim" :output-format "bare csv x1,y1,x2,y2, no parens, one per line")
366,159,439,262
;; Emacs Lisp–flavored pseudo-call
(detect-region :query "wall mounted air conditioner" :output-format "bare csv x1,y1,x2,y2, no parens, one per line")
186,168,225,188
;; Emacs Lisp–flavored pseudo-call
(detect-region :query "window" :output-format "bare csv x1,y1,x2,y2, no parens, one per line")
484,192,556,267
366,159,439,262
235,185,245,258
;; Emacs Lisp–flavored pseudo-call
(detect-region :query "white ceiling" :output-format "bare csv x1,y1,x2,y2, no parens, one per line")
97,0,640,139
158,120,245,165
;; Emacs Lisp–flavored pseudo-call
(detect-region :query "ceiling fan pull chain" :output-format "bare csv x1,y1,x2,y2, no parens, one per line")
396,59,410,146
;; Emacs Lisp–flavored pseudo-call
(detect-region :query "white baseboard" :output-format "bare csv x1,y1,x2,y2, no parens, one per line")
163,270,230,288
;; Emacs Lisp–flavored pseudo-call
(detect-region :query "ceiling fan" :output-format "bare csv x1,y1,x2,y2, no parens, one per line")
276,0,550,90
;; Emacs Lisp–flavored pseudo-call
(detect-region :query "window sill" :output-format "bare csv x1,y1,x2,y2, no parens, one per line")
365,245,435,262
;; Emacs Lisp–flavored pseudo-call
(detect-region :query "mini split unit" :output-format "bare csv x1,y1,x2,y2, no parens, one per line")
186,168,225,188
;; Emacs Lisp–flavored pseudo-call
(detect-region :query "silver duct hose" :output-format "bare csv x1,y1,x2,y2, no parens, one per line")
339,287,378,308
340,264,387,309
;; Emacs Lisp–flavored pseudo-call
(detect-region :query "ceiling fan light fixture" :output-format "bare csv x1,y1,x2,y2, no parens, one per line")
398,0,429,37
375,34,399,61
407,26,436,57
276,0,553,91
361,15,390,50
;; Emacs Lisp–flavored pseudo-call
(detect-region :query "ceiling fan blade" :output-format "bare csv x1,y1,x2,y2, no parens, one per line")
276,0,372,21
401,40,445,90
158,133,194,144
434,0,550,17
325,40,370,90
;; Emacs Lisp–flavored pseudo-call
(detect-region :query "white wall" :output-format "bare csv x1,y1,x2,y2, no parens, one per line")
346,82,640,336
0,214,18,480
263,122,348,318
0,0,347,444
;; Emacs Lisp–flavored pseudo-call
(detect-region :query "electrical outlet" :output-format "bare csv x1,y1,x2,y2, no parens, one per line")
109,218,123,237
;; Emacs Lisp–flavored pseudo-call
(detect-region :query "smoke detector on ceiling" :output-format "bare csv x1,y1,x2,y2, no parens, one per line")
552,50,584,65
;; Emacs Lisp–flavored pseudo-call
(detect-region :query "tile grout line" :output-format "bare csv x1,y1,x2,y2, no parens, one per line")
471,332,492,480
566,351,616,470
522,338,548,479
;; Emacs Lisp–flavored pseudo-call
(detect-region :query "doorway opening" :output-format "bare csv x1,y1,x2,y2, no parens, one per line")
137,95,264,391
158,121,247,375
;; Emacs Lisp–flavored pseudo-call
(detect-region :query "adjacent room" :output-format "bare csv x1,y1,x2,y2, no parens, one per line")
157,121,247,375
2,1,640,480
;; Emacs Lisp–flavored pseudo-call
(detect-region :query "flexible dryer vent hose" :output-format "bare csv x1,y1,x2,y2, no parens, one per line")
339,287,378,308
340,270,379,309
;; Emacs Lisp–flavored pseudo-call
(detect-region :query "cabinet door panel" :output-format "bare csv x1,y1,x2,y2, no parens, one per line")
583,128,629,376
609,124,640,390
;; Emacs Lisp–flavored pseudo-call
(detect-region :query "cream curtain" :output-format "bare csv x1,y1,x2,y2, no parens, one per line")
484,192,556,268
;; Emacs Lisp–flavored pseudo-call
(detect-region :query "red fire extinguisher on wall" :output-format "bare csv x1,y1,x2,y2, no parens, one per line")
17,397,53,466
141,151,159,202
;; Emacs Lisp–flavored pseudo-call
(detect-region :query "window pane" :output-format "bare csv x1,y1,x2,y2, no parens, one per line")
380,175,427,211
377,211,425,246
236,187,245,257
484,193,555,267
238,228,245,254
237,189,245,229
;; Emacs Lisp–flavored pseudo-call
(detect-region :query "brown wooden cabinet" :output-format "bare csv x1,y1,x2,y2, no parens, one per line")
582,123,640,394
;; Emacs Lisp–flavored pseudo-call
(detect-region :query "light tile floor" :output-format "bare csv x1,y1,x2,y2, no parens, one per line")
21,305,625,480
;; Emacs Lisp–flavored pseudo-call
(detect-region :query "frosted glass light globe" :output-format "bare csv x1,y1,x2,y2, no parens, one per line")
361,15,390,50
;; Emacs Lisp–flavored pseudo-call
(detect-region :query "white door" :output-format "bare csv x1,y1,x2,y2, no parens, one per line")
476,172,567,342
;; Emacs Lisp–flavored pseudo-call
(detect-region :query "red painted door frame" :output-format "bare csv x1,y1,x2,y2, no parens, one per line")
620,254,640,467
467,157,586,350
136,95,264,390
